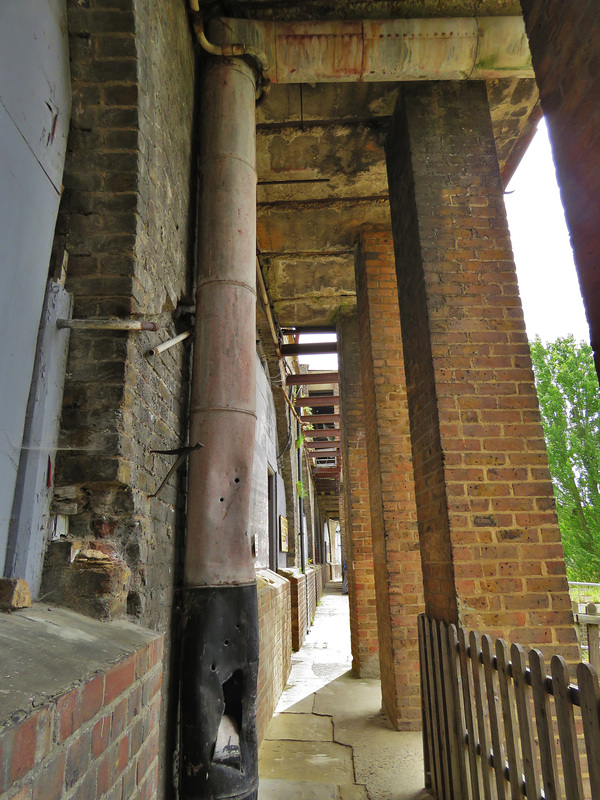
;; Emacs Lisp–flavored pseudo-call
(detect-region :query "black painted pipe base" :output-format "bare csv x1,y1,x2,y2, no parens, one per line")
180,584,260,800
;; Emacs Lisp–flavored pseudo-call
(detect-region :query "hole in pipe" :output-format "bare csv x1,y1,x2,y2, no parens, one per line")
212,670,244,769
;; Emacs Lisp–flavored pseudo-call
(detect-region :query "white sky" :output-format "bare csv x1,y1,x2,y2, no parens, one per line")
504,117,589,344
299,116,590,371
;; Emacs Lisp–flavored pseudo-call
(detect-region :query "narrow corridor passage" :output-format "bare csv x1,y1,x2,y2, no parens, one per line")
258,582,428,800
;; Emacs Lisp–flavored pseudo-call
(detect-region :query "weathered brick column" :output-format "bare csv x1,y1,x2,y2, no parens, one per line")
385,82,577,658
520,1,600,378
354,231,424,729
337,312,379,679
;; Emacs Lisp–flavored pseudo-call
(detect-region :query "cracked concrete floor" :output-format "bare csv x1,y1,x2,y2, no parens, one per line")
258,582,429,800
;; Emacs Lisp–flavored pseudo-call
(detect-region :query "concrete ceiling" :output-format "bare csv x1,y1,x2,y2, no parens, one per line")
255,77,540,328
197,2,522,21
195,2,540,329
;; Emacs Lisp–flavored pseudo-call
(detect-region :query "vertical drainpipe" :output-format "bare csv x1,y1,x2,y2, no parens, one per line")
180,56,259,800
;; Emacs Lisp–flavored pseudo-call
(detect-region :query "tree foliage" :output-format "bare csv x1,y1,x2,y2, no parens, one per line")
530,336,600,582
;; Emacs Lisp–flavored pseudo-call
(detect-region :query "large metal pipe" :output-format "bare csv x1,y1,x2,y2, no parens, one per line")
181,56,259,800
201,16,533,83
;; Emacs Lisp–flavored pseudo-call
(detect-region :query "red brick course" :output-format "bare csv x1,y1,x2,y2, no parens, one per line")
385,82,577,658
256,570,292,743
337,312,380,679
0,637,163,800
355,229,425,729
279,566,326,654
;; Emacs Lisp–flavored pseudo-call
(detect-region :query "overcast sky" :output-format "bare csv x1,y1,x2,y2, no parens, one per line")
504,117,589,345
299,117,590,371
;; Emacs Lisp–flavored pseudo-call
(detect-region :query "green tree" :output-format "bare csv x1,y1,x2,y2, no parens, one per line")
530,336,600,582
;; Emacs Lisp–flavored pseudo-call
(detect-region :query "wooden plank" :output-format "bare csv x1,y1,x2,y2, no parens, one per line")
575,613,600,626
418,614,435,795
529,649,560,800
470,631,493,800
441,622,465,800
496,638,523,800
551,655,584,800
459,626,482,800
426,617,445,800
448,624,471,800
511,643,540,800
586,603,600,672
481,634,507,800
432,619,452,800
576,662,600,800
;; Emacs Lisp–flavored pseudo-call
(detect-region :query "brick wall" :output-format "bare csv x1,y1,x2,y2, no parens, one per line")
306,567,317,627
337,312,379,679
520,1,600,377
385,82,577,657
47,0,196,794
0,638,163,800
280,565,326,652
256,570,292,744
54,0,195,618
355,228,425,730
284,569,307,651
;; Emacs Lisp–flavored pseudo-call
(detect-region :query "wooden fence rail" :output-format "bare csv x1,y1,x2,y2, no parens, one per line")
573,603,600,671
418,614,600,800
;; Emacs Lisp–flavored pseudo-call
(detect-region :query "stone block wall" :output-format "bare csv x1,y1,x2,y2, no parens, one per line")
520,0,600,376
47,0,196,794
0,637,163,800
256,570,292,743
54,0,195,620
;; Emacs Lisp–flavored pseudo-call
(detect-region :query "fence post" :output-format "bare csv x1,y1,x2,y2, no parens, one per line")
586,603,600,671
418,614,434,794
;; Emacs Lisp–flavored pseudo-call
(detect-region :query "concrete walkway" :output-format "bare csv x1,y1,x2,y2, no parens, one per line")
258,582,428,800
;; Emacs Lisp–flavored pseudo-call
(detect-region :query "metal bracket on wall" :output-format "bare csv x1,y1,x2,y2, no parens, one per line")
149,442,203,498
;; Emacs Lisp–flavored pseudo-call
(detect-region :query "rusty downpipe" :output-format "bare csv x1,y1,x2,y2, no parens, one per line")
180,55,260,800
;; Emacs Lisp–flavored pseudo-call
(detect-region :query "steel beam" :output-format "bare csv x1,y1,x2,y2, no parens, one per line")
294,395,340,408
300,414,339,424
280,342,338,356
286,372,339,385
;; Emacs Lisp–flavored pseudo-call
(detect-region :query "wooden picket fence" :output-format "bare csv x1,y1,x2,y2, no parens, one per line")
418,614,600,800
